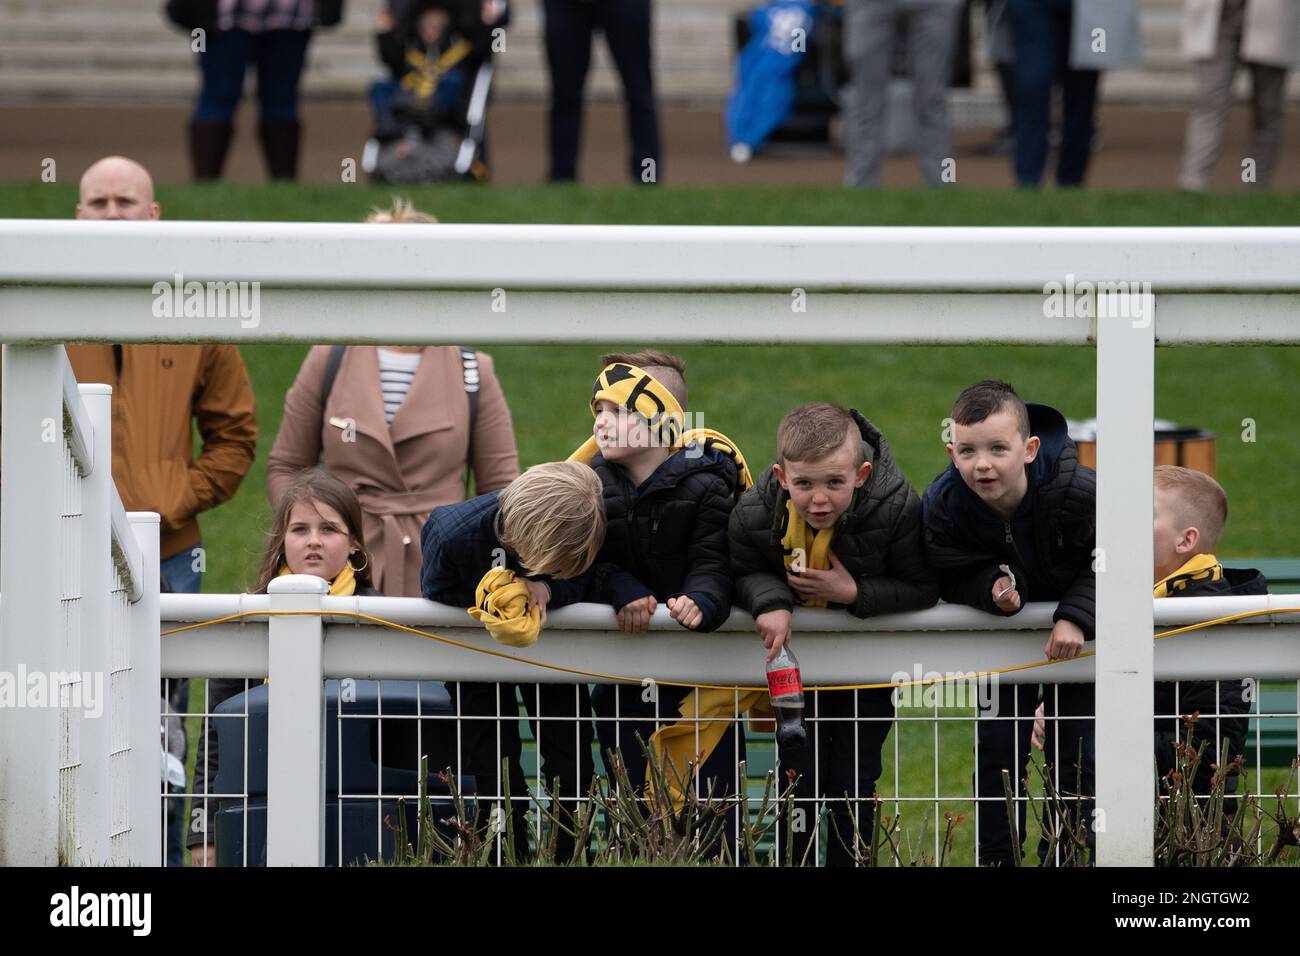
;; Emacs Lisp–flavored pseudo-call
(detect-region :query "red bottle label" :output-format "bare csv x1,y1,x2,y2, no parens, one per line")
767,667,802,698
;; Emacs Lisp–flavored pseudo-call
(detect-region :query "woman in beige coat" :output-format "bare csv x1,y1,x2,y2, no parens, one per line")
1179,0,1300,189
267,345,521,596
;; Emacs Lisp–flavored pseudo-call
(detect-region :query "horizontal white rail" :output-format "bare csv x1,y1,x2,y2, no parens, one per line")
2,223,1300,345
159,594,1300,685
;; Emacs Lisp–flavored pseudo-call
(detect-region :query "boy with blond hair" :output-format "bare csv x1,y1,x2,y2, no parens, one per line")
729,402,937,866
420,460,606,861
1151,465,1266,798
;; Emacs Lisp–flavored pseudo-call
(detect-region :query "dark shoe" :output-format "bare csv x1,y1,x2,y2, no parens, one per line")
188,121,234,181
258,121,301,180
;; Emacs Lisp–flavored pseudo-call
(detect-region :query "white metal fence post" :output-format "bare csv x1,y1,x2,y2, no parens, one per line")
1094,307,1156,865
0,345,69,865
127,512,161,866
77,383,112,865
266,574,327,866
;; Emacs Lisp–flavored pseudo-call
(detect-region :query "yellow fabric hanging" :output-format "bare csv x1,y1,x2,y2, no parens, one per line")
566,363,753,493
779,499,836,608
1153,553,1223,598
647,685,766,812
468,567,541,648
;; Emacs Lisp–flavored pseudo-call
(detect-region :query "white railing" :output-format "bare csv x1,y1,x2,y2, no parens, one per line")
162,583,1300,866
3,221,1300,866
0,345,160,866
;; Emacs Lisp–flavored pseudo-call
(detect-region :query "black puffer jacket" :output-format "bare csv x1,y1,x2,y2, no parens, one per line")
590,444,740,633
1154,563,1268,789
728,410,937,619
922,403,1096,638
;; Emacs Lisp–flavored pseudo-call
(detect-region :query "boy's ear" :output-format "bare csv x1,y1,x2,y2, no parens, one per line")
855,460,872,487
944,442,956,465
772,462,789,489
1177,526,1201,556
1024,435,1041,463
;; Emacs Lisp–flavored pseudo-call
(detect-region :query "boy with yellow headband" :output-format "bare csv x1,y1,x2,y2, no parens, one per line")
568,350,753,815
729,402,937,865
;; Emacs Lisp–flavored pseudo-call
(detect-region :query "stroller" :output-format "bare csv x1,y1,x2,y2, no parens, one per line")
362,0,508,183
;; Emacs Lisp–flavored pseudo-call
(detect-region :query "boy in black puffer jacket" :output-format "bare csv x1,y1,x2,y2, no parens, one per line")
729,402,938,866
922,380,1096,866
1151,465,1266,805
571,351,750,811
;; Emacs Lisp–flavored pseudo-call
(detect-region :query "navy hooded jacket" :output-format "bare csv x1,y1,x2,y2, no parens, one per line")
921,403,1097,638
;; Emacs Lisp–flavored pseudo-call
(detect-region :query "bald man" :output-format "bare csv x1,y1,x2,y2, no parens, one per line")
59,157,257,598
75,155,161,221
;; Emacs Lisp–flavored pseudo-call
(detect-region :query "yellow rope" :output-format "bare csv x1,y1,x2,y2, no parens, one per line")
159,605,1300,693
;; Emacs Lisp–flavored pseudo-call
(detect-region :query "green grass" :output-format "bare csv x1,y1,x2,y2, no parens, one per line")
8,182,1298,864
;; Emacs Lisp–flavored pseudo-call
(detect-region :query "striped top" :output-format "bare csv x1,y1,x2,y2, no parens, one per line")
217,0,313,33
377,348,423,426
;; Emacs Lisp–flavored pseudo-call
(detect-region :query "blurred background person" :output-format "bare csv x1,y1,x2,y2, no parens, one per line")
1007,0,1140,187
543,0,661,183
1178,0,1299,190
175,0,346,181
842,0,964,188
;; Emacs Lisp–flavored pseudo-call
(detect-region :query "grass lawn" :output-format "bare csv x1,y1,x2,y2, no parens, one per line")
7,182,1298,864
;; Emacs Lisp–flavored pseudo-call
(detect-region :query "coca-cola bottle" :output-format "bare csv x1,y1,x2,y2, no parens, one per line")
767,642,807,752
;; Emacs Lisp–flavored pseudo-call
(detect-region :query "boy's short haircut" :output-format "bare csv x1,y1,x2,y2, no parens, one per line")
599,350,689,408
952,380,1030,439
777,402,866,466
498,461,606,579
1155,465,1228,552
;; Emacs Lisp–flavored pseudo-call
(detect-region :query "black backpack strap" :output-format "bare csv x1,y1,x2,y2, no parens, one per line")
321,345,347,409
317,345,347,468
459,347,480,473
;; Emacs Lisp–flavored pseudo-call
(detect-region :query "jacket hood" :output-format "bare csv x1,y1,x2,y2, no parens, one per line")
593,442,740,496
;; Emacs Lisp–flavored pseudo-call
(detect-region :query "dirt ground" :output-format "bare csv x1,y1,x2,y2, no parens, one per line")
1,100,1296,190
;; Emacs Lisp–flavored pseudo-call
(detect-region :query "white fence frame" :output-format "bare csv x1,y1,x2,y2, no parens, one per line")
4,220,1300,867
0,345,160,866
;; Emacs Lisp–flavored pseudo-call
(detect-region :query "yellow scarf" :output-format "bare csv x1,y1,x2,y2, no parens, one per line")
276,561,357,596
468,567,541,648
780,499,835,608
567,363,754,493
1153,553,1223,598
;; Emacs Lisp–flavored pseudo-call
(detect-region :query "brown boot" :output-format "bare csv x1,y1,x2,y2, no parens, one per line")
188,121,234,181
258,121,301,180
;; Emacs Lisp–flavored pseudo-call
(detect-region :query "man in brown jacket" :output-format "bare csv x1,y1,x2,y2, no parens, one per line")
70,157,258,593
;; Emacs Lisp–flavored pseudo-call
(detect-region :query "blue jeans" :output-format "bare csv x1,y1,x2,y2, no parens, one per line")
159,543,200,866
193,28,311,124
1007,0,1099,186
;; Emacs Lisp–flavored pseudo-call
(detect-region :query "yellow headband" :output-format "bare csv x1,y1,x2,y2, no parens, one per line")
590,363,685,448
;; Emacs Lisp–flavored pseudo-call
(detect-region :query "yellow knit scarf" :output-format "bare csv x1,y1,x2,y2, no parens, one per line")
566,363,754,493
780,499,835,608
468,567,541,648
1153,553,1223,598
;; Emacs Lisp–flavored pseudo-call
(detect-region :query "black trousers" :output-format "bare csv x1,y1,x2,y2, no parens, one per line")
779,688,894,867
975,682,1095,865
542,0,661,182
453,681,594,861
